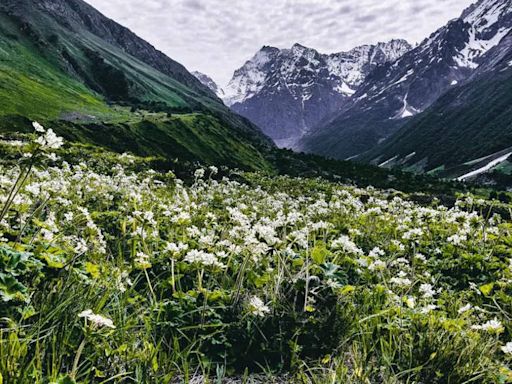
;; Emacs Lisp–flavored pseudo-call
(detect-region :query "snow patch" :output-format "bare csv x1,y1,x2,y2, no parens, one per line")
451,80,458,85
379,156,398,167
454,27,510,69
336,82,356,96
457,152,512,181
391,93,418,119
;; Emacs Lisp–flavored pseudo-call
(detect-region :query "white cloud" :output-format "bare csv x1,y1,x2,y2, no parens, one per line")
85,0,472,86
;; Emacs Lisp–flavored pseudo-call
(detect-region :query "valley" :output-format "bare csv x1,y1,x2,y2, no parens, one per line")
2,0,512,383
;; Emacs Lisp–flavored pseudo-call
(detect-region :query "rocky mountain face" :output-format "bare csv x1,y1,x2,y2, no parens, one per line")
223,40,411,147
300,0,512,160
192,71,225,98
15,0,212,97
362,29,512,176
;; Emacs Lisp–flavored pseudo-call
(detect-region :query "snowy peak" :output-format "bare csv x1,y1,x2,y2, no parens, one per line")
300,0,512,162
223,39,411,144
326,39,412,89
223,46,280,106
192,71,225,98
224,39,412,108
455,0,512,68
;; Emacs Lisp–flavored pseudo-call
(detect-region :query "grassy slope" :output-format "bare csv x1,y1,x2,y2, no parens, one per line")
0,15,110,119
0,12,273,171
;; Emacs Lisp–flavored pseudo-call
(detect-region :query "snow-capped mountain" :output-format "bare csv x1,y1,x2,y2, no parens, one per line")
192,71,225,98
360,25,512,177
223,40,411,146
300,0,512,160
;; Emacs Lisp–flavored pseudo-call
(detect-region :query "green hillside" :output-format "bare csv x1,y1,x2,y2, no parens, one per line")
362,40,512,175
0,0,273,170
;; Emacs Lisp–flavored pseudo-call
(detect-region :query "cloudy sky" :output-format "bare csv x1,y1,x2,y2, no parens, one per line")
86,0,472,86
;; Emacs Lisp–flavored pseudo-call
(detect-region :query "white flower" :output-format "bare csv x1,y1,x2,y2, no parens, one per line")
135,251,151,269
501,342,512,355
33,121,45,133
78,310,116,329
390,276,412,288
184,250,225,268
248,296,270,317
331,235,363,255
419,283,436,299
447,234,467,246
368,247,385,258
402,228,423,241
458,303,472,314
165,242,189,255
194,168,205,179
368,259,386,271
208,165,218,175
36,129,64,150
420,304,437,314
405,296,416,309
471,318,503,333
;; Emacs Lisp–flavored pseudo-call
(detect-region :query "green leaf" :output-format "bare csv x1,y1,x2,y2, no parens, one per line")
480,283,494,296
311,243,329,265
85,262,101,279
57,375,76,384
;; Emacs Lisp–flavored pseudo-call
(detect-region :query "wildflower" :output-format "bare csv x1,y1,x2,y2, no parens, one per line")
368,259,386,271
208,165,218,175
78,310,116,329
501,342,512,355
325,279,342,289
331,235,363,255
35,129,64,150
194,168,205,179
419,283,436,299
33,121,45,133
184,250,225,268
368,247,385,258
471,318,503,333
164,242,189,255
420,304,437,314
402,228,423,241
390,276,412,288
248,296,270,317
405,296,416,309
458,303,472,314
135,251,152,269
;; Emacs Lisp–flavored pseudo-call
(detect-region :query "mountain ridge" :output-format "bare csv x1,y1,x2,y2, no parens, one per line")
299,0,512,160
223,39,412,146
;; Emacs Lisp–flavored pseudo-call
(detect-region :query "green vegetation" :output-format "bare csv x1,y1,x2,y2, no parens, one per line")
365,68,512,173
2,128,512,383
0,16,109,120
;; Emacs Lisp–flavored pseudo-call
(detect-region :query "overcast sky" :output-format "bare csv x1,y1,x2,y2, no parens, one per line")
85,0,473,86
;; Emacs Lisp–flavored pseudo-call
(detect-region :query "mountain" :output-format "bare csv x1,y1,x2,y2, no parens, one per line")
192,71,225,98
362,28,512,178
223,40,411,147
0,0,273,170
300,0,512,160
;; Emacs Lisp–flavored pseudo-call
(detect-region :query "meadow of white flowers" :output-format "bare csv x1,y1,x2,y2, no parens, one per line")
1,124,512,383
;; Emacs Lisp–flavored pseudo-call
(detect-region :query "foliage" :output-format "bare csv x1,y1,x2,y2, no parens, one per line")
1,127,512,383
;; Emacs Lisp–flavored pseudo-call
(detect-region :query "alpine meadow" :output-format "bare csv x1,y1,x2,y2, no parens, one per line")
2,1,512,383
